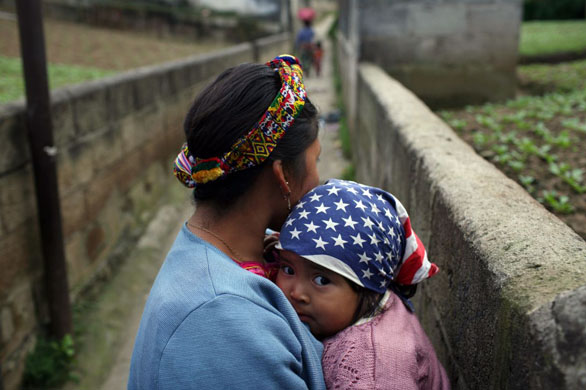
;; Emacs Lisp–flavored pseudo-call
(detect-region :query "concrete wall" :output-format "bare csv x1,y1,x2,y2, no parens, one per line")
338,0,522,108
352,63,586,389
0,34,289,390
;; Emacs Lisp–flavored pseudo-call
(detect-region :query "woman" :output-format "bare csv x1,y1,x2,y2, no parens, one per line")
128,55,324,389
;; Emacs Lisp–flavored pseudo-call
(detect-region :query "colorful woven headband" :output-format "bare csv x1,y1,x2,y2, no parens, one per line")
173,54,306,188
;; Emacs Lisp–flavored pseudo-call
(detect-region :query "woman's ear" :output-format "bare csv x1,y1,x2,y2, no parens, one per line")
272,160,291,196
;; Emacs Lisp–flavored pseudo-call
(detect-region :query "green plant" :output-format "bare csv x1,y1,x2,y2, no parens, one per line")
562,117,586,133
473,132,489,147
341,163,355,181
337,114,352,160
540,190,575,214
0,56,114,103
507,160,525,172
327,12,339,40
550,163,586,193
447,118,467,132
519,175,536,194
22,334,76,389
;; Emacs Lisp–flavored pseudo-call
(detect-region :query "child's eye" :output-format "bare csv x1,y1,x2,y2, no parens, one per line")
281,265,294,275
313,276,330,286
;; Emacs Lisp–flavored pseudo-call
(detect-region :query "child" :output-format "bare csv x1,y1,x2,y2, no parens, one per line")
312,41,324,77
274,179,450,389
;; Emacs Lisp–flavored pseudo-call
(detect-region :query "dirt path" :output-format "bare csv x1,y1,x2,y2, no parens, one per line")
309,14,349,181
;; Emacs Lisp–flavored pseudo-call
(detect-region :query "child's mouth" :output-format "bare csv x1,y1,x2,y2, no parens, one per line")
296,311,312,323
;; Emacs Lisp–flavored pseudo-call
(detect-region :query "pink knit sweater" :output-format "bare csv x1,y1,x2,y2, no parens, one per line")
321,293,450,390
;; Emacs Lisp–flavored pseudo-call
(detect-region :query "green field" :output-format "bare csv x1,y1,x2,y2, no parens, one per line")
520,20,586,57
0,56,114,103
440,58,586,239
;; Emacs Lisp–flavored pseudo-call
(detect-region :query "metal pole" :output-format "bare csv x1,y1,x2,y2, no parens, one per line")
15,0,73,339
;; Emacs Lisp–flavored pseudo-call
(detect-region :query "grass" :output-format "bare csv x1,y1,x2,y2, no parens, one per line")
0,17,229,104
0,56,114,103
518,59,586,93
520,20,586,57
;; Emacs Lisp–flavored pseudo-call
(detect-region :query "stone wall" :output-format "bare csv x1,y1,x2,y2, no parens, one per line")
351,63,586,389
0,34,289,390
338,0,522,108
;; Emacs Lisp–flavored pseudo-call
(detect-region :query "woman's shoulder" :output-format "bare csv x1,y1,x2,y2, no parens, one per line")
160,225,288,312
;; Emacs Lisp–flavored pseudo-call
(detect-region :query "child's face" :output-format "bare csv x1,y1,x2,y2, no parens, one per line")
276,250,359,339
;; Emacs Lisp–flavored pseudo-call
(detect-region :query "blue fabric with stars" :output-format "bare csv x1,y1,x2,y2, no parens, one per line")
277,179,407,294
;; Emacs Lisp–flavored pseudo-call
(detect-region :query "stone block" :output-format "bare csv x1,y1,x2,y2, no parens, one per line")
428,188,504,388
61,188,87,238
88,125,126,171
140,105,166,143
360,3,410,38
165,64,188,99
409,3,467,37
385,63,516,108
69,80,109,137
127,162,167,229
0,167,37,234
1,333,36,390
56,138,97,195
183,61,206,92
467,3,522,35
0,104,28,174
51,88,76,147
131,68,163,110
1,305,14,344
523,286,586,389
65,230,89,290
384,120,412,206
162,100,189,142
0,282,38,371
83,163,125,223
104,75,136,123
118,114,145,153
88,189,128,265
0,225,41,297
412,285,453,383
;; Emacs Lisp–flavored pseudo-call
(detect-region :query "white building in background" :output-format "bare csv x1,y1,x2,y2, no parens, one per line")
196,0,279,16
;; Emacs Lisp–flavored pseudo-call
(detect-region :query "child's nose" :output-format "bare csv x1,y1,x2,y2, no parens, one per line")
290,283,310,304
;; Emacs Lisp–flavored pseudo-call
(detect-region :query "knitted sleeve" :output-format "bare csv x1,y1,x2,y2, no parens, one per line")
321,325,376,390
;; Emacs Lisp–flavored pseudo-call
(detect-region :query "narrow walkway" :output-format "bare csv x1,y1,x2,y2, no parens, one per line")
307,14,348,181
77,15,345,390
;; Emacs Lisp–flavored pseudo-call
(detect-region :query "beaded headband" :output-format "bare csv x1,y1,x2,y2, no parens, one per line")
173,54,306,188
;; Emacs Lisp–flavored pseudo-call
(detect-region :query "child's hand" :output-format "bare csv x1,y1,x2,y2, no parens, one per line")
263,232,280,263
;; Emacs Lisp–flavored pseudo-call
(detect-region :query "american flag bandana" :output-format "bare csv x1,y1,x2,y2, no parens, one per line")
276,179,439,293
